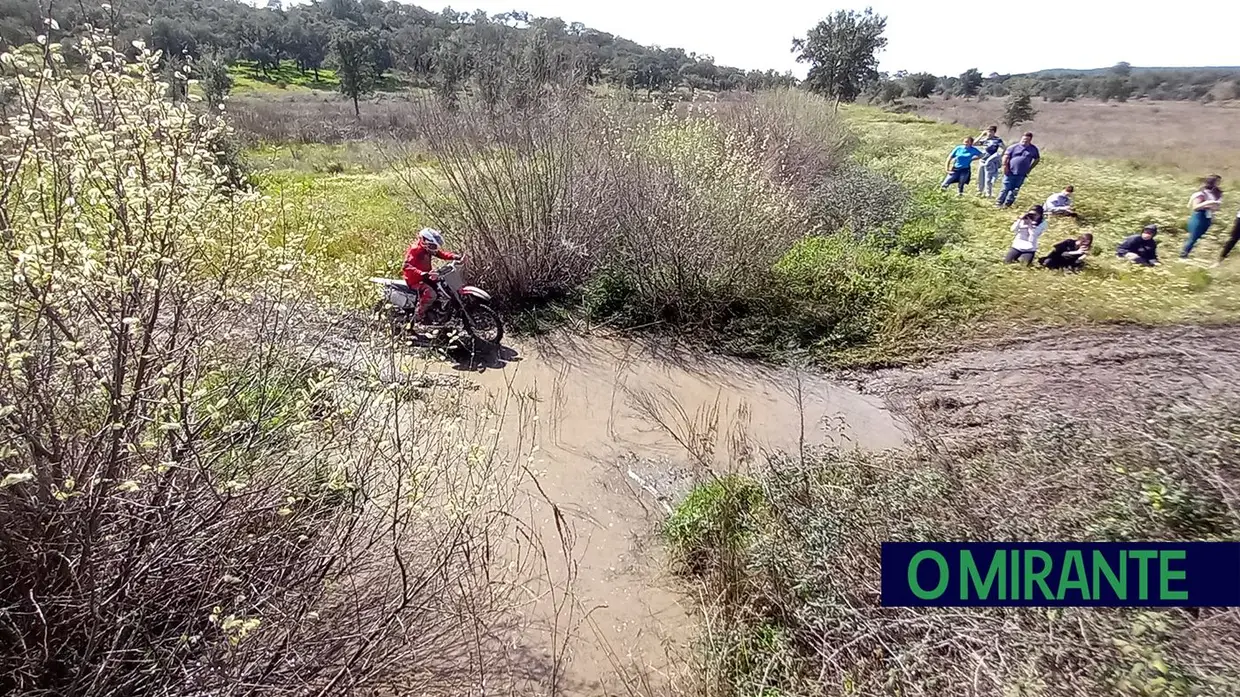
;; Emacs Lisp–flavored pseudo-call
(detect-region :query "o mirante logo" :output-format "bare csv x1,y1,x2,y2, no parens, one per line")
881,543,1240,607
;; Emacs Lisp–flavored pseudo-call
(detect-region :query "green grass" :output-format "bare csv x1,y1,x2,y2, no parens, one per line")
228,60,409,95
845,106,1240,334
257,167,429,307
229,60,339,93
247,142,402,174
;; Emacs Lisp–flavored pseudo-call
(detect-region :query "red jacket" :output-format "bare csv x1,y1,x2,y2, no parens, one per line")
402,241,458,288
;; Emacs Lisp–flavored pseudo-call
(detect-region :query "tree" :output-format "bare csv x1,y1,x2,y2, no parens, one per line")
792,8,887,110
904,72,937,99
198,52,233,111
1101,75,1133,102
958,68,983,97
1112,61,1132,78
333,30,376,116
1002,91,1037,129
872,79,903,104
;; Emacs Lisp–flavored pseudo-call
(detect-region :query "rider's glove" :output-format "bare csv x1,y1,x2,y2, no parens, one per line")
425,272,440,283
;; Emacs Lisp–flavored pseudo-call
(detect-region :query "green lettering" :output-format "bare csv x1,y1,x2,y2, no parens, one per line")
1057,550,1090,601
909,551,949,600
961,550,1006,600
1130,550,1158,600
1093,550,1127,600
1011,549,1020,599
1024,550,1055,601
1160,550,1188,601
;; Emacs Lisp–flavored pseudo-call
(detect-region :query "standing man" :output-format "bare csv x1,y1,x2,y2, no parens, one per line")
975,125,1005,198
940,136,984,196
996,132,1040,208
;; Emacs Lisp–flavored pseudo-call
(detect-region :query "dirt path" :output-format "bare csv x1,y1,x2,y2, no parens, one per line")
854,324,1240,452
426,330,909,696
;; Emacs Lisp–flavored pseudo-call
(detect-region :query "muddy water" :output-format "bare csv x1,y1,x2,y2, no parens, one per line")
429,331,908,696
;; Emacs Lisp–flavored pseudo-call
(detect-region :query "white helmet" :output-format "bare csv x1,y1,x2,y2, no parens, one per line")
418,227,444,250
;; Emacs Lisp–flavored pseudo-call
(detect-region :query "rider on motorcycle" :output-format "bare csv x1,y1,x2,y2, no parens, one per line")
402,227,462,324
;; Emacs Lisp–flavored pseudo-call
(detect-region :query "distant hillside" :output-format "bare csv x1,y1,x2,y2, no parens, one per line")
1022,66,1240,79
883,62,1240,105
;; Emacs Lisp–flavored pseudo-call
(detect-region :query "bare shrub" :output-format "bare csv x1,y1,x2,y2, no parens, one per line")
227,93,428,145
0,35,529,696
393,90,868,330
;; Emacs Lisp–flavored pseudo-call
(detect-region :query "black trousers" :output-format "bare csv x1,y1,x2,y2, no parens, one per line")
1222,218,1240,260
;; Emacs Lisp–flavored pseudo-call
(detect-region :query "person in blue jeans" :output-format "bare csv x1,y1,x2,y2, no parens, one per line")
940,136,984,195
974,125,1005,198
996,132,1040,208
1181,175,1223,258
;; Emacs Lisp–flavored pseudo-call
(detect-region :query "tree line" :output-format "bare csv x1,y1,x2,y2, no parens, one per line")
789,9,1239,107
871,62,1240,105
0,0,798,112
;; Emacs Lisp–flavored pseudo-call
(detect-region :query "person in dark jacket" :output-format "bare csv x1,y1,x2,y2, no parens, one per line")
1220,209,1240,263
1039,233,1093,271
1117,225,1160,267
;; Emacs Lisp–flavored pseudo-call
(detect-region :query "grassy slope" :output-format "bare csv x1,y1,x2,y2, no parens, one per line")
846,106,1240,335
243,102,1240,369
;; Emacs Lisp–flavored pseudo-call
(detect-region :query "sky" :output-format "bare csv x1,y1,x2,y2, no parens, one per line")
445,0,1240,77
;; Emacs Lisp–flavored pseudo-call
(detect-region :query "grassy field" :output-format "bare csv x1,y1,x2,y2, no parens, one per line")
846,105,1240,338
236,98,1240,368
902,97,1240,179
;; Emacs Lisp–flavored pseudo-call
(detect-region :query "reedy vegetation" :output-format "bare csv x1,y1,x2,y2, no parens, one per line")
664,397,1240,697
0,35,529,695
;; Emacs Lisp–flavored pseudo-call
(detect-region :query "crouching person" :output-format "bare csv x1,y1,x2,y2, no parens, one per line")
1117,225,1160,267
1039,232,1093,271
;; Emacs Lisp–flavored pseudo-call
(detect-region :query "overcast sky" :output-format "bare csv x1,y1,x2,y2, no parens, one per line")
436,0,1238,77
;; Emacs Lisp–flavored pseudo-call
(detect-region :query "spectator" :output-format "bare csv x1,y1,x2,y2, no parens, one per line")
1044,186,1079,219
996,132,1040,208
1181,175,1223,258
1118,224,1161,266
1003,204,1047,265
1039,232,1093,271
1220,209,1240,263
975,125,1005,198
940,136,984,196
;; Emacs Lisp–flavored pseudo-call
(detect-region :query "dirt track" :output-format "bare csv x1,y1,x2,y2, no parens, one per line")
856,323,1240,449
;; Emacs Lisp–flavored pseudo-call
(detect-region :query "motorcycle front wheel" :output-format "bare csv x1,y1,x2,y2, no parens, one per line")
463,304,504,347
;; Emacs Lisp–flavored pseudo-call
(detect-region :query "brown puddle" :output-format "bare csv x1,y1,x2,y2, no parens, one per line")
430,330,908,695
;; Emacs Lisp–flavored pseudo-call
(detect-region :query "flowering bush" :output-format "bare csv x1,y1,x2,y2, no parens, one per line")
0,33,517,695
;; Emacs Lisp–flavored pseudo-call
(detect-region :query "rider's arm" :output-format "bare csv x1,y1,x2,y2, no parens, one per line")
435,248,460,261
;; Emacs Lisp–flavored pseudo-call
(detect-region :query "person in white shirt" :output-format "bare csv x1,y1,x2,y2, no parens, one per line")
1182,175,1222,258
1004,204,1048,265
1045,185,1078,219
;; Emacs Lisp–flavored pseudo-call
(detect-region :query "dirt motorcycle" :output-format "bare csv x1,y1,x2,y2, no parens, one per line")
370,259,504,347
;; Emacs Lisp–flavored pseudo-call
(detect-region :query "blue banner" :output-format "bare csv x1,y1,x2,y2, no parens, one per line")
881,542,1240,607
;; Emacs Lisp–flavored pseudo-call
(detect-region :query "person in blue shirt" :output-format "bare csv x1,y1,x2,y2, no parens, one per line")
940,136,984,196
996,132,1041,208
974,125,1005,198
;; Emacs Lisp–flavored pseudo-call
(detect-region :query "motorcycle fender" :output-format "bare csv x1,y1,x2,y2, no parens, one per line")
459,286,492,301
